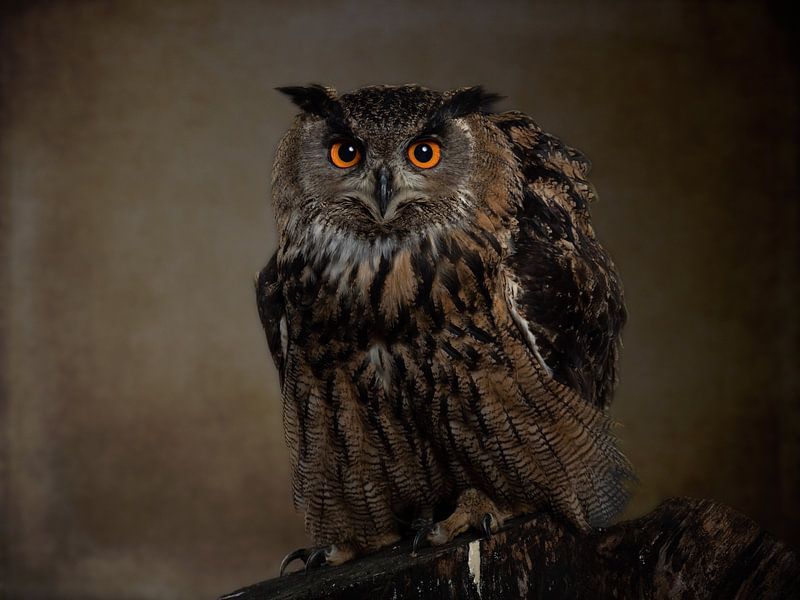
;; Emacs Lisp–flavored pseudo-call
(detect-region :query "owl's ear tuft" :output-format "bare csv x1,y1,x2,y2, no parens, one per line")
425,86,503,131
444,86,504,118
276,84,342,120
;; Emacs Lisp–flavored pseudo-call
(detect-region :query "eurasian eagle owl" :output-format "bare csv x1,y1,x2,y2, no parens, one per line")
256,84,634,570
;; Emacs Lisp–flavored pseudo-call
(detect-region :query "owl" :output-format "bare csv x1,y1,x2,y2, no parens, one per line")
256,84,634,571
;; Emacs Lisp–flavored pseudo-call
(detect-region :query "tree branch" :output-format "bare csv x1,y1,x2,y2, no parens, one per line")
219,497,799,599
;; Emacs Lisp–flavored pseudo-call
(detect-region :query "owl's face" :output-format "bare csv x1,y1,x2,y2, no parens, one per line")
272,85,504,253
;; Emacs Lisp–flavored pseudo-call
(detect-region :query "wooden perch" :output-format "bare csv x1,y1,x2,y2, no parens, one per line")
219,497,799,599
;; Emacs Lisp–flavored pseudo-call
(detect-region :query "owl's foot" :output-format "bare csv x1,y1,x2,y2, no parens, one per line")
416,488,510,552
279,543,356,575
411,522,435,556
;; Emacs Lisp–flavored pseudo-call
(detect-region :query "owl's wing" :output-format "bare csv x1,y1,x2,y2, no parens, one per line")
255,251,287,385
491,112,626,408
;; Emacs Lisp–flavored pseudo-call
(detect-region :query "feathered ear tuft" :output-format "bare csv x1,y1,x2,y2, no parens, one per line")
425,86,504,131
276,84,342,119
442,86,504,118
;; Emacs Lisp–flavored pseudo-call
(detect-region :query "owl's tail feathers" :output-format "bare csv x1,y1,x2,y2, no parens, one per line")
579,422,637,528
525,380,637,531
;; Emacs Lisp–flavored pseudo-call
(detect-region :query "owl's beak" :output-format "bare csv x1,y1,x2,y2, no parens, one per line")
374,165,393,218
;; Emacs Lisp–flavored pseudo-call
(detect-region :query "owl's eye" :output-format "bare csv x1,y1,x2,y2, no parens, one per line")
407,140,441,169
330,141,362,168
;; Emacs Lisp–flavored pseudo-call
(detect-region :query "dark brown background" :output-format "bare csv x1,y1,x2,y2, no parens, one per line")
1,1,797,598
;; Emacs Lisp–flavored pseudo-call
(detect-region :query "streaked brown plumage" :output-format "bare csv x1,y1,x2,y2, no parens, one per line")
256,84,633,565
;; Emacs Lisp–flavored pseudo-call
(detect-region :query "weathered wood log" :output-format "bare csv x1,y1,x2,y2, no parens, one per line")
219,497,799,599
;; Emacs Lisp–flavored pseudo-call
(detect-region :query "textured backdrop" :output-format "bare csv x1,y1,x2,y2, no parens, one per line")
1,1,797,598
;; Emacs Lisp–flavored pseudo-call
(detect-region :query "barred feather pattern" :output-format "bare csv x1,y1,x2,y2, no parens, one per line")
257,101,634,551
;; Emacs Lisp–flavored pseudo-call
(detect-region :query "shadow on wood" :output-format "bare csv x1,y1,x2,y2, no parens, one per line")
219,498,799,599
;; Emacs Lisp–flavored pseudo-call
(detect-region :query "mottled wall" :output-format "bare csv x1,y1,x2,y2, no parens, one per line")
1,1,797,598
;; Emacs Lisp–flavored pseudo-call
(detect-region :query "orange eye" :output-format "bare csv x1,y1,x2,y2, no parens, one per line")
330,141,362,168
407,140,441,169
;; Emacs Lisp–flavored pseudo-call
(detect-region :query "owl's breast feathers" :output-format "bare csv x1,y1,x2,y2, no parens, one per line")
256,111,632,547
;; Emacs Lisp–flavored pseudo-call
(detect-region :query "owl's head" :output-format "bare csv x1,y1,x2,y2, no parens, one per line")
272,84,511,264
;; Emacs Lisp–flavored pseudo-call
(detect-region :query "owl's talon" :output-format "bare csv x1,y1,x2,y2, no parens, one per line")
279,547,311,576
279,545,333,575
305,547,329,572
412,525,433,556
420,488,510,547
481,513,494,539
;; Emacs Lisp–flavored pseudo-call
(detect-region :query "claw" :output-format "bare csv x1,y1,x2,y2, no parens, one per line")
280,548,311,576
412,528,427,556
481,513,494,539
412,524,434,556
305,547,328,572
